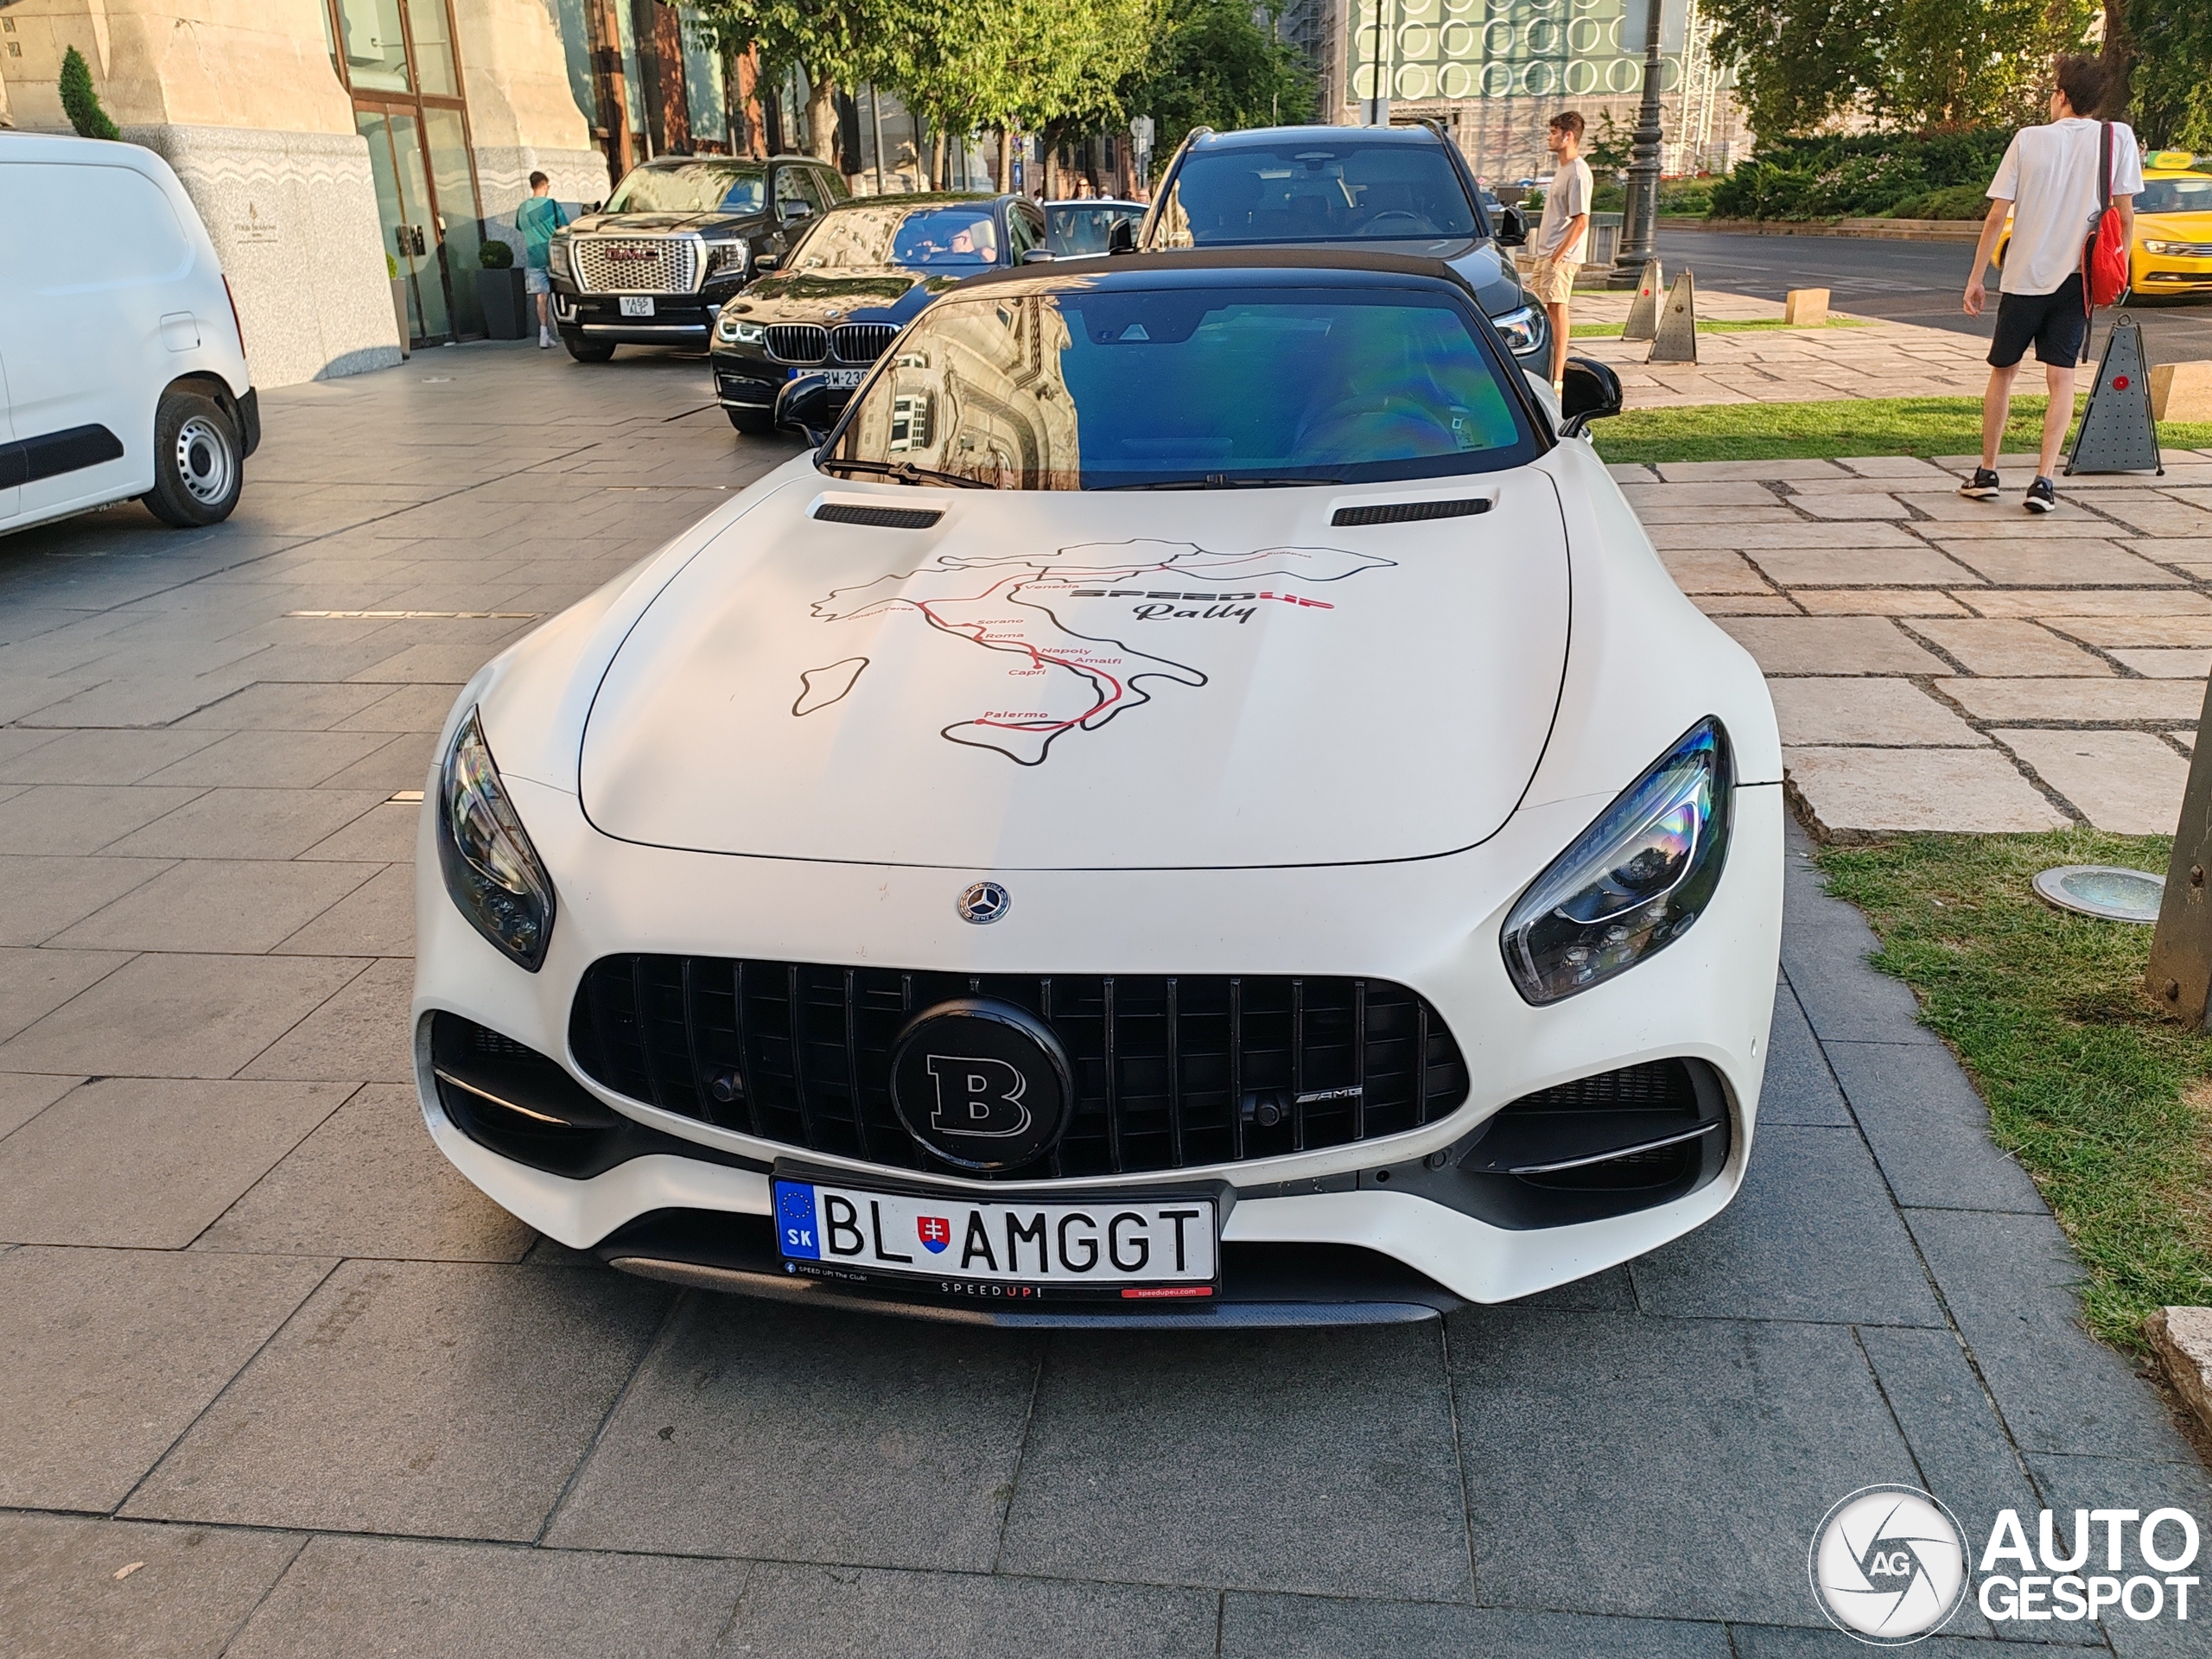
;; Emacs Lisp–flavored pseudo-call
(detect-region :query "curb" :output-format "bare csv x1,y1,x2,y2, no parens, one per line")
2145,1306,2212,1433
1700,217,1986,244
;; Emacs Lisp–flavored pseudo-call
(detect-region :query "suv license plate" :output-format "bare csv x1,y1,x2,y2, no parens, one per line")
619,296,655,317
823,368,866,390
773,1177,1218,1300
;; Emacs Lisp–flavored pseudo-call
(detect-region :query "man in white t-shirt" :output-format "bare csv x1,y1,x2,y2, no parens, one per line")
1530,111,1592,392
1962,56,2140,512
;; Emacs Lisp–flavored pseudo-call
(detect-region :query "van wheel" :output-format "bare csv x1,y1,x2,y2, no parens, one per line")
141,390,242,528
726,406,773,435
563,333,617,362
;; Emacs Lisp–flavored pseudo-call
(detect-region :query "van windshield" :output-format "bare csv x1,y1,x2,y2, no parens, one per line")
824,283,1535,491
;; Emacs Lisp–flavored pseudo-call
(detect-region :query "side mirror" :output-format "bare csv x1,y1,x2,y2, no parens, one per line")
1495,207,1527,247
781,200,814,224
1559,357,1624,438
1020,248,1057,264
774,373,833,445
1107,217,1137,255
586,200,603,214
753,252,780,272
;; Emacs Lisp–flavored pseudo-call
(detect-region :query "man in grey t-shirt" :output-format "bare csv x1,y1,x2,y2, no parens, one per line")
1530,112,1591,392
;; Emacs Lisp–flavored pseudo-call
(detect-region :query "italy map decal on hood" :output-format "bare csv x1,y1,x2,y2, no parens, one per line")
801,539,1397,766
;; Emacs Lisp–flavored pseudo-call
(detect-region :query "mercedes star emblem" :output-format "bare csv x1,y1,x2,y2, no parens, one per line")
957,880,1011,925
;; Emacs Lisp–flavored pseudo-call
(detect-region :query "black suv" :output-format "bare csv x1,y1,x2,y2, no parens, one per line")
548,155,849,362
1133,124,1548,373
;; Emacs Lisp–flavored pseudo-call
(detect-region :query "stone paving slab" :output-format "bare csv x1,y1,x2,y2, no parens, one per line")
1601,446,2212,833
0,346,2201,1655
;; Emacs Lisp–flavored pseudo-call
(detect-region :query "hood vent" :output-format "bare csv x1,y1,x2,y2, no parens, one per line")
813,502,944,531
1332,497,1491,527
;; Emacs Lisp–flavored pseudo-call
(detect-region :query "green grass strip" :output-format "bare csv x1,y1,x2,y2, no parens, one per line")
1568,318,1873,338
1592,392,2212,464
1816,830,2212,1354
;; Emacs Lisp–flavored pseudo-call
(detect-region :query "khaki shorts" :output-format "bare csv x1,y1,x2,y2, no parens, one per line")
1526,253,1580,306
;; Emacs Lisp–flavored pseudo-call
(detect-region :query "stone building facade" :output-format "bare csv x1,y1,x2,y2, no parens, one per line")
0,1,618,386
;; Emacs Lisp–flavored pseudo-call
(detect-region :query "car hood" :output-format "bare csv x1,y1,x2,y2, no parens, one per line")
577,470,1572,870
731,266,964,322
2142,209,2212,238
566,209,766,235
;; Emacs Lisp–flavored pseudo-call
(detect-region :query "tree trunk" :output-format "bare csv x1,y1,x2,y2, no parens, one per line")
2097,0,2133,117
931,130,946,190
997,129,1013,193
805,72,837,163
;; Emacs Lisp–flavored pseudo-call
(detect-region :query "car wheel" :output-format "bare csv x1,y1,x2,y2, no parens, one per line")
140,388,242,528
563,334,617,363
726,406,773,435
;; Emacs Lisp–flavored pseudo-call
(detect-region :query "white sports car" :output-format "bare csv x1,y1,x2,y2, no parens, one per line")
414,249,1783,1325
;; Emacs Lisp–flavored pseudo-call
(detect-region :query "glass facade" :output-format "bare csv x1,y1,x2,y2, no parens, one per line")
1347,0,1687,105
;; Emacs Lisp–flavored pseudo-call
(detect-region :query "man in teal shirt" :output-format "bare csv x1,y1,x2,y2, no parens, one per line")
515,171,568,348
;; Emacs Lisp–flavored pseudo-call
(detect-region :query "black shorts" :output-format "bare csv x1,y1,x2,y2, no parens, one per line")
1988,274,2088,370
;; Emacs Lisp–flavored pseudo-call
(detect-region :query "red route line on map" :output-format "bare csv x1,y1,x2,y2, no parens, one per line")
904,572,1128,734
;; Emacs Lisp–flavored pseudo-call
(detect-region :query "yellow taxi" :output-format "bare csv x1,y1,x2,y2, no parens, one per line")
1995,150,2212,298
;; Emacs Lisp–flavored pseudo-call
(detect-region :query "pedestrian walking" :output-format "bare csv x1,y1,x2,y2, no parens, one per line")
1530,111,1591,395
1961,55,2140,512
514,171,568,350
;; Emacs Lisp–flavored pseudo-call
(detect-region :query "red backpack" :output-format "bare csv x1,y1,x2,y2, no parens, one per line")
2082,122,2131,308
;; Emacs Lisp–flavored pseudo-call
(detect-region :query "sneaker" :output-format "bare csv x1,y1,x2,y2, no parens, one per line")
1957,467,2001,499
2024,475,2057,513
538,327,552,349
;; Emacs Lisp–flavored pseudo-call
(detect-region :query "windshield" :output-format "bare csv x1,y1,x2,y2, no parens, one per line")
791,202,1002,270
1047,202,1142,254
2139,175,2212,215
826,284,1534,491
604,162,766,215
1154,143,1481,247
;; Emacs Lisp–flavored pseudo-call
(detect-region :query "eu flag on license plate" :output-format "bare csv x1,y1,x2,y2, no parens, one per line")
775,1181,820,1259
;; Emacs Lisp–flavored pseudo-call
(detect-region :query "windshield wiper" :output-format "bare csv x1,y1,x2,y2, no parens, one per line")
817,457,997,490
1102,475,1344,492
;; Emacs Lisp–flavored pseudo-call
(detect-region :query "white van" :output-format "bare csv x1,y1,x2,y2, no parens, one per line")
0,131,257,536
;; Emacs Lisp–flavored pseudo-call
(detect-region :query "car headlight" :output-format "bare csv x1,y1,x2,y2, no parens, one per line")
715,313,766,345
1501,718,1732,1005
1493,303,1542,353
2141,240,2198,257
704,239,748,279
437,709,556,971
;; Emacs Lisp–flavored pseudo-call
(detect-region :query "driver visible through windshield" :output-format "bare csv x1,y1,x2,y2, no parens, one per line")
824,283,1534,491
791,202,1002,270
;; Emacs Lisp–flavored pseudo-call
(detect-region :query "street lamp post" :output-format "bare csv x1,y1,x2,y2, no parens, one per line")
1610,0,1665,287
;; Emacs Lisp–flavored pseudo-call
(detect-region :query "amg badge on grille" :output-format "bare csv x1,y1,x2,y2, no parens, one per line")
957,880,1010,925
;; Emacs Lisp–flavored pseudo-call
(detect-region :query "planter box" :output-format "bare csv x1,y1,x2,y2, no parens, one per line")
478,267,530,340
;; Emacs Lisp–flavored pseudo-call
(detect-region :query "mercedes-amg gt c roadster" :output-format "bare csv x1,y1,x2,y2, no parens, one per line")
414,248,1783,1325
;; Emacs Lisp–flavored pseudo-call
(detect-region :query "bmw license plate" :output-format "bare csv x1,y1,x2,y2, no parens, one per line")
819,367,867,390
619,296,655,317
772,1177,1218,1304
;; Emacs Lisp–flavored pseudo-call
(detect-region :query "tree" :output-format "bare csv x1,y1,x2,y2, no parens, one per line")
686,0,894,163
2114,0,2212,148
1122,0,1314,158
1702,0,1886,139
59,46,120,143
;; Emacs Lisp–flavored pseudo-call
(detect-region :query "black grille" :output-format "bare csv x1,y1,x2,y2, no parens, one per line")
569,957,1470,1179
813,503,944,530
766,324,829,363
1331,498,1491,527
831,322,898,363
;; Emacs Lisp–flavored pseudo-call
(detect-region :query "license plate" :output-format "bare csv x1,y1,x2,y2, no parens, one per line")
822,367,866,390
773,1177,1218,1302
619,296,655,317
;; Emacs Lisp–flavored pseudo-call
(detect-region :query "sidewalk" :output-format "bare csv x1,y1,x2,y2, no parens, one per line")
1569,289,1997,408
1612,448,2212,836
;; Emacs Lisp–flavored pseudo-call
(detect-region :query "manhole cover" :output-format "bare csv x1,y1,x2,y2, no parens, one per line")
2032,864,2164,923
